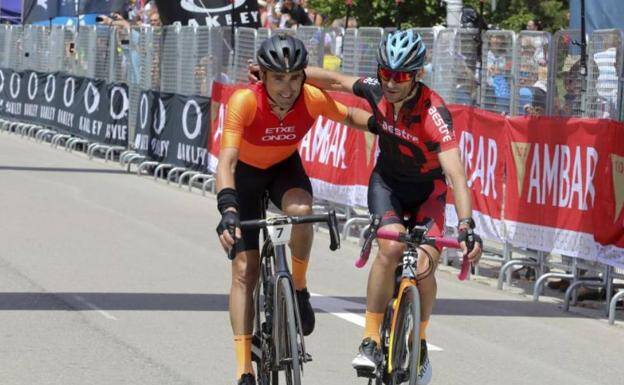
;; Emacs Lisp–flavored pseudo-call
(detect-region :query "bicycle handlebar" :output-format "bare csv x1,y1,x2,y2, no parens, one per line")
355,228,462,271
229,211,340,260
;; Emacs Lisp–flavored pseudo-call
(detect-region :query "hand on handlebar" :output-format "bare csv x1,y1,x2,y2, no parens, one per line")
458,228,483,265
216,210,241,258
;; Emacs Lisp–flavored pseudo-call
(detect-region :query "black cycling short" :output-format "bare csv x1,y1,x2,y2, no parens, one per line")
368,167,447,238
235,152,313,251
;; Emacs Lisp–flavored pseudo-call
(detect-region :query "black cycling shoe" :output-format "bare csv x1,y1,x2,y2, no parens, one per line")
237,373,256,385
296,288,315,336
352,337,382,371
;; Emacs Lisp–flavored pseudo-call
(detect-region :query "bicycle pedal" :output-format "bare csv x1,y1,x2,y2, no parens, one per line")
355,368,376,379
302,353,313,362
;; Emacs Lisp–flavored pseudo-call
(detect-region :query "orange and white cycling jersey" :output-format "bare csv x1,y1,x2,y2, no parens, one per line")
221,82,348,169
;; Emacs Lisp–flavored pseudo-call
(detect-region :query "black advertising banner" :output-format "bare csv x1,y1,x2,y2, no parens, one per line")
133,89,156,157
155,0,260,28
66,74,130,146
0,68,23,120
23,0,59,23
134,90,211,170
0,68,129,147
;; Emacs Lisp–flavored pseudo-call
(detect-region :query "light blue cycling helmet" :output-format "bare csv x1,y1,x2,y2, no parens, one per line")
377,29,426,72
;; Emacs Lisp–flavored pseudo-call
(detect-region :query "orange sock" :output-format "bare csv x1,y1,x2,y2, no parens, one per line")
291,256,309,290
419,320,429,340
233,335,253,379
364,311,385,345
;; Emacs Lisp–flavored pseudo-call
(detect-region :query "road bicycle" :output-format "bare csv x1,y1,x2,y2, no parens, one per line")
235,210,340,385
354,215,468,385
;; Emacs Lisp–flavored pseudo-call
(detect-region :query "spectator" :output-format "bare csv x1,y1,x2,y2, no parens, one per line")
558,60,583,116
519,86,547,116
278,0,312,28
526,19,541,31
263,0,280,28
146,2,162,27
592,34,620,118
300,0,324,26
258,0,270,28
485,34,512,114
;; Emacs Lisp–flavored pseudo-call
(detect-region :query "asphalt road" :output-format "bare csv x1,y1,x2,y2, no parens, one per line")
1,132,623,385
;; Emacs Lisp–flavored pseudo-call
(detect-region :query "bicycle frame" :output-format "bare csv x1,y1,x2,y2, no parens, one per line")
387,245,420,374
355,218,461,381
248,211,339,379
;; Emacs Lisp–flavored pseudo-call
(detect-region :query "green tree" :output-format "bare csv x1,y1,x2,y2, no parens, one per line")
306,0,569,32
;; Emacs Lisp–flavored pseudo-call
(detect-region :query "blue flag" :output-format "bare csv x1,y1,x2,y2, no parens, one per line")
570,0,624,34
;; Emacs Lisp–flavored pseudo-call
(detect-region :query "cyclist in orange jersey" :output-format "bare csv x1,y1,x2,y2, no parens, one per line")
215,34,371,385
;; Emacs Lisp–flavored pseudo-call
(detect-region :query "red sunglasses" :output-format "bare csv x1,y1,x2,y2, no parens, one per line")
378,67,416,83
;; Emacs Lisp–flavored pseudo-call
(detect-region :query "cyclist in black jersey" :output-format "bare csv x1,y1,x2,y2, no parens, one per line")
302,30,484,384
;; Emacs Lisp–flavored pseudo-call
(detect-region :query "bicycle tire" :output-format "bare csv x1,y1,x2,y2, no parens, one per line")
390,284,421,385
273,277,302,385
254,241,275,385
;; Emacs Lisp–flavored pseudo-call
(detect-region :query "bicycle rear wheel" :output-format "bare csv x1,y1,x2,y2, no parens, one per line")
390,285,421,385
273,277,302,385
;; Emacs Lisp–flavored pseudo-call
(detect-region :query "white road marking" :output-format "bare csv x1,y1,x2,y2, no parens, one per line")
310,293,443,352
72,295,118,321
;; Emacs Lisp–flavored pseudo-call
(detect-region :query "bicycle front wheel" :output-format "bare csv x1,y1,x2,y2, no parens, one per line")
390,284,421,385
273,277,301,385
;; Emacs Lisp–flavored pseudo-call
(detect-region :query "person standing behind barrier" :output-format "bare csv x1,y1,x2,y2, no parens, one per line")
557,60,583,117
278,0,312,28
218,34,371,385
593,34,620,118
300,0,324,26
268,30,483,384
485,34,511,114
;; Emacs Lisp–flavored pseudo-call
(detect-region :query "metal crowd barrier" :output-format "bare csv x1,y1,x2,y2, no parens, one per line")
513,31,551,116
296,26,325,68
432,28,480,106
0,24,10,68
340,28,357,75
22,25,50,72
159,25,182,94
586,29,624,120
340,27,383,77
413,28,436,87
481,30,515,115
6,25,24,70
550,29,585,117
230,27,257,83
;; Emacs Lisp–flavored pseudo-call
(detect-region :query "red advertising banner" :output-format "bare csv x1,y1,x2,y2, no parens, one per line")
297,91,375,207
446,106,507,242
210,82,623,263
594,121,624,267
504,117,606,258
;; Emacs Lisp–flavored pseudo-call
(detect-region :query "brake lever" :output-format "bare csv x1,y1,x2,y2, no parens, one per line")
355,215,381,268
227,224,237,261
457,231,475,281
327,210,340,251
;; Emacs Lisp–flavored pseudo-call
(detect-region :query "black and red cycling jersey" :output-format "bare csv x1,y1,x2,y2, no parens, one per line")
353,77,458,182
